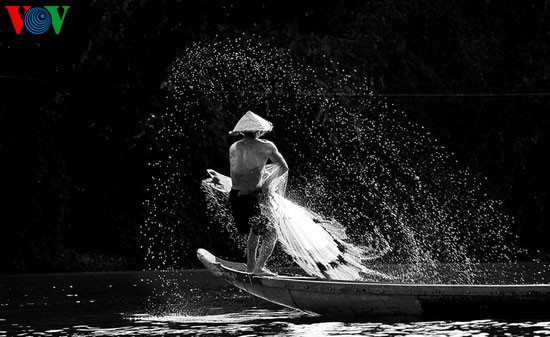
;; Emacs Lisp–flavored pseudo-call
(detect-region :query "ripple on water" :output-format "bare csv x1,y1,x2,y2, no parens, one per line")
3,307,550,336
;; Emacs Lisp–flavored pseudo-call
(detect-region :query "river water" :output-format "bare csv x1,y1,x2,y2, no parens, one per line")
1,270,550,336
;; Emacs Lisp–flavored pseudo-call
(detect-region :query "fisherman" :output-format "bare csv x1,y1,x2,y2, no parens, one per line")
228,111,289,276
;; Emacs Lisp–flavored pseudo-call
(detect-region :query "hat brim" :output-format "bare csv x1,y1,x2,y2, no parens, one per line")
228,129,271,136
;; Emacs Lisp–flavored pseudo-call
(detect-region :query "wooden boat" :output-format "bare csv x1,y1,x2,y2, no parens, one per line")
197,248,550,318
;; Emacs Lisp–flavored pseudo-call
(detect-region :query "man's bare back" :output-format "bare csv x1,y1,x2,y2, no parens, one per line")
230,137,287,193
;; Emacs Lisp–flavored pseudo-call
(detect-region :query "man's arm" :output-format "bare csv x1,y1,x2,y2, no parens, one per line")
228,143,236,175
267,143,289,174
260,142,289,193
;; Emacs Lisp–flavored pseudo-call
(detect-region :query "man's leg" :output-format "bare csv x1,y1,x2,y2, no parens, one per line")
252,229,277,275
246,231,259,272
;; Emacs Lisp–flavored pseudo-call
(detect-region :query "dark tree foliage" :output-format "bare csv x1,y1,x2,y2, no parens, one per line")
0,0,549,273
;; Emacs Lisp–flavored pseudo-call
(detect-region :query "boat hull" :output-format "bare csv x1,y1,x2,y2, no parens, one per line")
197,248,550,318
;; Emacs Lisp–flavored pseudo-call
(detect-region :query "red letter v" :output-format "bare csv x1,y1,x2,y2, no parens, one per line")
5,6,31,34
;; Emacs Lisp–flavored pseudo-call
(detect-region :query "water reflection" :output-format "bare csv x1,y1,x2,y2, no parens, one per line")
127,315,550,337
2,271,550,336
6,312,549,337
3,308,550,336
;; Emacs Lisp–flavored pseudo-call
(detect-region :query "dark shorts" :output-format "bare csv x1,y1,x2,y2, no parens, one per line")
229,189,267,236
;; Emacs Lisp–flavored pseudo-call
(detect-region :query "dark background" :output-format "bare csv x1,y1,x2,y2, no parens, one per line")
0,0,549,274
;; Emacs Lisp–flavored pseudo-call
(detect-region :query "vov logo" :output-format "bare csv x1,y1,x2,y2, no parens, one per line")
5,6,70,35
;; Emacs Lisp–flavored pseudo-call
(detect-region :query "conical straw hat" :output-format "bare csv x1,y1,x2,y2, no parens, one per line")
229,111,273,135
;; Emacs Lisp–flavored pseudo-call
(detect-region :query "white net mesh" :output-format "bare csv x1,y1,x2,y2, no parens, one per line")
202,167,393,281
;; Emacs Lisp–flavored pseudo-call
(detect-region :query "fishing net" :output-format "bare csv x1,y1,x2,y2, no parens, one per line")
202,164,392,281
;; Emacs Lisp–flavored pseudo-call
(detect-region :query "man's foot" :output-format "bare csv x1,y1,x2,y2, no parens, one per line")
252,268,277,277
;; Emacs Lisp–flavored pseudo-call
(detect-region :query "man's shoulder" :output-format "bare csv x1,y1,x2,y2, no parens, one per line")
257,139,275,146
257,139,278,154
229,142,239,154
